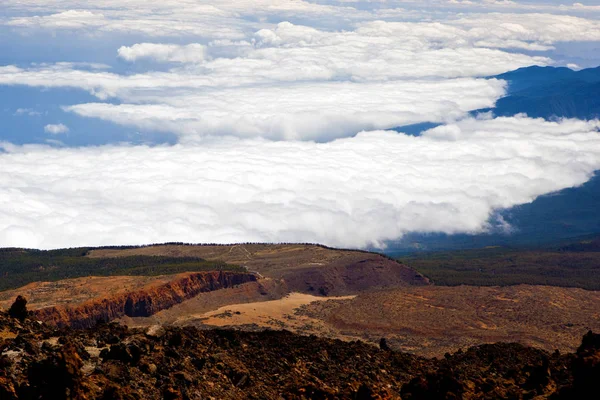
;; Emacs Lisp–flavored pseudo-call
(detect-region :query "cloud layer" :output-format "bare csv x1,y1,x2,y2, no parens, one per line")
64,78,506,141
3,0,600,40
2,0,600,249
1,116,599,249
0,16,553,141
4,4,599,144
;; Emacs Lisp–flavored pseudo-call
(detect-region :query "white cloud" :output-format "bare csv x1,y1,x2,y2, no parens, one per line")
0,16,554,142
12,11,600,146
2,0,369,40
44,123,69,134
6,10,107,30
2,0,600,251
243,21,551,79
448,13,600,45
118,43,207,63
14,108,42,116
64,78,506,141
3,0,600,42
4,7,250,40
3,0,600,50
571,3,600,12
0,19,550,88
1,116,599,250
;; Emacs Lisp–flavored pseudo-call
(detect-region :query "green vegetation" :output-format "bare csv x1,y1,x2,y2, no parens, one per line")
0,247,243,292
402,246,600,290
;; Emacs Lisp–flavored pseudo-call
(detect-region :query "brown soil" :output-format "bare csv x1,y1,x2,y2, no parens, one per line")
87,245,361,274
126,283,600,359
178,293,360,341
88,244,430,295
119,278,290,327
297,285,600,357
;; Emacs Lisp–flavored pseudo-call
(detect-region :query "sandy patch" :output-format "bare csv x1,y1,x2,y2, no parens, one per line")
177,292,354,331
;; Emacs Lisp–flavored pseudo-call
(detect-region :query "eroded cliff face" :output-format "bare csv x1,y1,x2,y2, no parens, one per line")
32,271,257,329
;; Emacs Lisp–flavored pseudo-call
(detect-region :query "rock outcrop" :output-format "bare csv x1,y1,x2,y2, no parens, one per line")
1,310,599,399
8,296,28,322
555,330,600,398
31,271,257,329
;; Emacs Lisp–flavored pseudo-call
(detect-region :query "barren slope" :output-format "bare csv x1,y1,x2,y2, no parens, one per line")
7,244,597,359
0,244,428,331
297,285,600,357
123,281,600,358
89,244,430,295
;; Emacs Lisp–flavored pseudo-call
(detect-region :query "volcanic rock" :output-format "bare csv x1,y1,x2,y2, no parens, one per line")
1,309,599,399
8,296,28,321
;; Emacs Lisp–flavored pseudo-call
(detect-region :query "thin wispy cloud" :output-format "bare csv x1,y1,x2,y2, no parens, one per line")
43,124,69,135
14,108,42,117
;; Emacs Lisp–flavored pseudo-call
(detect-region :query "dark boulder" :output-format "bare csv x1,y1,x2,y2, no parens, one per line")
8,296,28,321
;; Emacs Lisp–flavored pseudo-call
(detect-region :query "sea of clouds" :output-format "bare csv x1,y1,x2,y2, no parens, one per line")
1,0,600,249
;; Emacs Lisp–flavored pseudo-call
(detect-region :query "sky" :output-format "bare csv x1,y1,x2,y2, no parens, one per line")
1,0,600,249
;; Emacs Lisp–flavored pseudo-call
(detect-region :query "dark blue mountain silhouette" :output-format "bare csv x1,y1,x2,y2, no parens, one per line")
386,65,600,253
485,66,600,119
497,66,600,91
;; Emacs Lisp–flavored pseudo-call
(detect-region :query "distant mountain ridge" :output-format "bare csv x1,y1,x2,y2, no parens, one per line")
387,65,600,253
485,65,600,120
496,65,600,91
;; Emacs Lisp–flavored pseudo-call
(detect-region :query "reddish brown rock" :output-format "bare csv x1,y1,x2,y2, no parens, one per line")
32,271,256,329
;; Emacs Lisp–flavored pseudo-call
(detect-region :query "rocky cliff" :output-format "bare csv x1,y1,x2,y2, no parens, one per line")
32,271,257,329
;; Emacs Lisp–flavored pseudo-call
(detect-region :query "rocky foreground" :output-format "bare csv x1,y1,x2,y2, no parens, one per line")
1,306,599,399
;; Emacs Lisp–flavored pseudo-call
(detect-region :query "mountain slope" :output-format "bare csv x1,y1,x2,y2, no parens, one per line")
488,65,600,121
